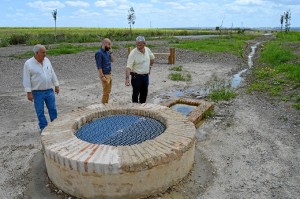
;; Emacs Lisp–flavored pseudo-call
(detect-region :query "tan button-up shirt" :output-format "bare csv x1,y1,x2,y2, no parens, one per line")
126,47,155,74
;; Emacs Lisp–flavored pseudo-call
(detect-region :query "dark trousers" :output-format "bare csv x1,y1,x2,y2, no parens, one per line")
131,73,149,103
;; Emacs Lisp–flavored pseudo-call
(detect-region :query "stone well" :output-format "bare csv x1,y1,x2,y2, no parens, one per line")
41,103,196,199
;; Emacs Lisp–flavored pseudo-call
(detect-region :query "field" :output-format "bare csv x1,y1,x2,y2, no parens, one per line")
0,27,258,47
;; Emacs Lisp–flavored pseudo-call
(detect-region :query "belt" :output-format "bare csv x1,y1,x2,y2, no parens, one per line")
130,72,148,76
32,89,53,92
104,72,111,75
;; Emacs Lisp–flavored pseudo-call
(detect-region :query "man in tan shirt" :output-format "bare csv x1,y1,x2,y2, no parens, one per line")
125,36,155,103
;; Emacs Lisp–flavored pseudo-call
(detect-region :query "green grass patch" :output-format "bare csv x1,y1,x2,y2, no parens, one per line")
173,34,256,56
168,72,191,81
253,66,276,79
208,88,237,102
249,31,300,109
247,72,283,96
11,44,101,58
0,27,222,47
248,81,270,92
47,44,99,55
169,65,183,71
202,109,214,118
12,51,33,59
276,63,300,82
294,95,300,109
276,31,300,42
260,41,296,65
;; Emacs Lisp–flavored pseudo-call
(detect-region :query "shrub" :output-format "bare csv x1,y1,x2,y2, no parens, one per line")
9,34,30,45
168,72,191,81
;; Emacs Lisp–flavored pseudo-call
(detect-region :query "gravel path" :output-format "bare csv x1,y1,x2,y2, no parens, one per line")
0,38,299,199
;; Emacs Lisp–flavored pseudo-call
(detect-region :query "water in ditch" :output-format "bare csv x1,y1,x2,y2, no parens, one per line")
152,42,260,103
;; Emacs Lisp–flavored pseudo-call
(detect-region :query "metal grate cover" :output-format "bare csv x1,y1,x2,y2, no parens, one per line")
75,114,166,146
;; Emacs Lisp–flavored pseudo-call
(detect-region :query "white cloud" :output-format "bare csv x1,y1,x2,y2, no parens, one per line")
65,1,89,7
119,0,129,4
165,2,187,9
6,12,24,18
95,0,115,7
73,9,100,17
27,1,65,11
267,0,300,5
235,0,265,5
118,4,130,10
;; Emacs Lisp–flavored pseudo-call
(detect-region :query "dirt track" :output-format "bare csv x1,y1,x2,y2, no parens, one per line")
0,37,299,199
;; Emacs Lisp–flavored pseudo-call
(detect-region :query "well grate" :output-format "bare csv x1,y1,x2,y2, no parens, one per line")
75,114,166,146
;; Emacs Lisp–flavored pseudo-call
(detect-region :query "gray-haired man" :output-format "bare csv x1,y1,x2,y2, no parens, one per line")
23,44,60,132
125,36,155,103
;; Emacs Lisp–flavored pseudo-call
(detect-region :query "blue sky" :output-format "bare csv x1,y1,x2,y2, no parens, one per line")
1,0,300,28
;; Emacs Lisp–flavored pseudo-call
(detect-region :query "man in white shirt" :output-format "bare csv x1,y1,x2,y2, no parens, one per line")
125,36,155,103
23,44,60,132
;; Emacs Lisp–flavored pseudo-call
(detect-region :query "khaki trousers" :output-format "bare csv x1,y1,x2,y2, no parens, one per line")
100,74,112,103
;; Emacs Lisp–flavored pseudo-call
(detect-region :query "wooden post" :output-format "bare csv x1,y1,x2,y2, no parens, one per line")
128,47,133,55
168,48,175,64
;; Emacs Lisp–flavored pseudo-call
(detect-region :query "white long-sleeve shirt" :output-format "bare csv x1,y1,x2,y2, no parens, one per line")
23,57,59,92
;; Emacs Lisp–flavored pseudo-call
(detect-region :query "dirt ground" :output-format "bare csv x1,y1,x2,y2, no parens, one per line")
0,36,299,199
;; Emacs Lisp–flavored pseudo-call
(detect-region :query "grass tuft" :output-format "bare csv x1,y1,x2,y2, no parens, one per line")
209,88,237,102
202,109,214,118
168,72,191,81
169,65,183,71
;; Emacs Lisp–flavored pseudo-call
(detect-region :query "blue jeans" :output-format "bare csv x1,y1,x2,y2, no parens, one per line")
131,73,149,103
32,89,57,131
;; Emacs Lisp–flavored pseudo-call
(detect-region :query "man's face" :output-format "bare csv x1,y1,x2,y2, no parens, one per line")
36,47,46,62
104,41,111,51
136,41,145,52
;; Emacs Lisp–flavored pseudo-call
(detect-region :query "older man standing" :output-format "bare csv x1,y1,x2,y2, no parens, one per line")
125,36,155,103
95,38,114,103
23,44,60,132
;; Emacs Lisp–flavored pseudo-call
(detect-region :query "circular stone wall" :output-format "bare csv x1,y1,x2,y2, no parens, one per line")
41,103,196,199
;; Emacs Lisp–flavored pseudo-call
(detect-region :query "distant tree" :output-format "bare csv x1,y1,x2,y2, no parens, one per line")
280,14,284,33
284,10,291,33
217,18,224,41
280,10,291,46
237,28,245,34
219,18,224,33
127,7,136,37
52,9,57,37
280,14,284,45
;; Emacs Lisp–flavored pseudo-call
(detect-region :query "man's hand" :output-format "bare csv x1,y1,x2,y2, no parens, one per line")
125,68,131,86
27,92,33,102
125,77,130,86
101,76,108,82
55,86,59,94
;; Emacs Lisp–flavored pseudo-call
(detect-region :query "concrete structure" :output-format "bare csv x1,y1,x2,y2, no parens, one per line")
41,103,196,199
161,97,214,126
